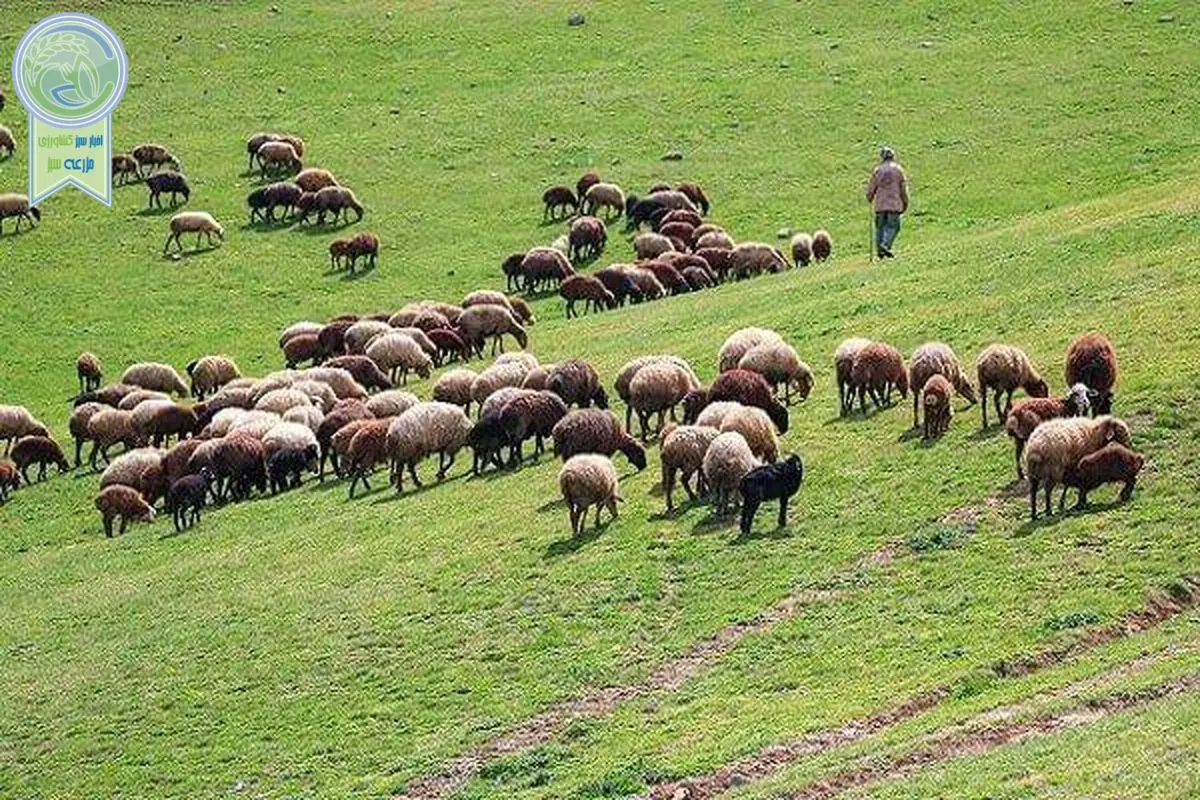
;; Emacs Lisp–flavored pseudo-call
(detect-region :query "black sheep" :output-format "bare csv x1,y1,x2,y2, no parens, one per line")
267,446,317,494
468,413,510,476
624,195,669,231
166,471,211,532
146,171,191,208
739,455,804,536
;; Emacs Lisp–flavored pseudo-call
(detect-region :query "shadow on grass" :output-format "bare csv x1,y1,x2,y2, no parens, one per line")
241,218,294,233
163,244,221,260
732,522,795,544
544,524,605,558
691,512,736,536
968,424,1006,442
136,205,179,217
369,471,465,504
341,263,376,282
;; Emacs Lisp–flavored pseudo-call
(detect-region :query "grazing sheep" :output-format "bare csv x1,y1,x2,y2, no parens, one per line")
675,182,711,215
738,342,813,404
86,408,136,468
811,229,833,261
11,436,70,483
479,387,535,421
327,418,373,483
117,389,171,411
95,485,156,537
69,402,106,468
282,403,324,434
468,412,510,475
262,421,320,464
295,167,338,193
542,185,578,220
163,211,224,253
316,403,373,479
695,401,746,429
186,355,240,399
622,266,666,302
730,242,789,279
576,172,601,203
702,432,760,516
1023,415,1132,519
0,125,18,156
551,409,647,470
1065,333,1118,415
641,260,689,296
300,185,363,224
162,438,204,485
546,360,608,409
719,327,785,372
684,370,789,433
212,433,268,502
100,448,166,506
501,252,527,292
246,132,279,170
344,232,379,272
166,472,211,531
849,342,908,413
301,367,369,401
790,232,813,267
0,461,19,503
385,402,473,491
432,368,477,416
1004,384,1092,479
146,171,191,208
695,246,734,282
364,390,419,419
76,352,102,394
976,344,1049,427
686,262,718,286
613,355,699,431
256,388,314,416
462,290,514,313
695,230,735,251
457,305,529,357
658,221,696,248
559,275,616,318
132,144,181,176
0,193,42,234
418,330,466,368
834,337,874,416
568,215,607,261
194,388,255,428
1062,443,1145,509
113,153,139,184
201,408,249,439
0,406,49,455
662,209,704,228
624,195,670,231
629,361,696,440
228,410,283,441
520,247,575,293
120,362,189,396
559,454,621,535
499,390,569,464
908,342,977,428
279,320,323,347
593,267,641,307
521,365,554,391
720,405,780,463
335,419,388,497
315,319,355,360
921,374,954,440
634,232,675,260
143,403,198,448
660,423,720,510
248,181,302,223
366,332,433,385
343,320,392,355
739,455,803,535
583,182,626,217
267,447,318,494
256,140,301,177
325,355,395,393
282,334,321,368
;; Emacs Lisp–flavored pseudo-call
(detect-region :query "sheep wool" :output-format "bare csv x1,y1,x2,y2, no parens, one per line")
975,343,1049,427
433,368,478,414
908,342,977,428
738,342,813,404
719,405,780,463
471,362,531,407
550,409,647,470
1065,333,1118,414
702,431,761,515
558,454,621,535
121,362,189,396
719,328,785,373
187,355,241,399
95,485,156,537
695,401,746,429
633,232,675,260
366,332,433,384
660,423,721,510
255,388,314,416
1023,415,1132,519
262,421,320,460
282,404,325,433
922,374,954,440
385,402,473,490
790,232,814,267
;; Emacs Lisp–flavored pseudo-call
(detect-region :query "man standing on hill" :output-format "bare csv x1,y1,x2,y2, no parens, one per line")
866,146,909,259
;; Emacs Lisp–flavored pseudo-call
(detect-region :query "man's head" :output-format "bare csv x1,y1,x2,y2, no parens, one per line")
880,146,895,161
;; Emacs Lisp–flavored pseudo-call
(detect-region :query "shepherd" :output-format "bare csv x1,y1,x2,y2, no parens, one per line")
865,146,909,259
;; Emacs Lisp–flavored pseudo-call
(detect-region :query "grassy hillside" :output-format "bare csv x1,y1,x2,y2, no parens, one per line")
1,1,1198,798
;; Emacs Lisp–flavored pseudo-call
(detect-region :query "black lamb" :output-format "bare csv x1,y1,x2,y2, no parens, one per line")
468,413,510,476
739,454,804,536
268,446,318,494
146,171,191,208
166,470,211,532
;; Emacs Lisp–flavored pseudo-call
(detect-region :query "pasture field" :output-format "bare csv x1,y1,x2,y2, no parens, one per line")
1,1,1199,798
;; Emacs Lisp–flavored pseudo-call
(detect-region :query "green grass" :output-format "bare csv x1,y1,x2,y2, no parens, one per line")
1,1,1199,798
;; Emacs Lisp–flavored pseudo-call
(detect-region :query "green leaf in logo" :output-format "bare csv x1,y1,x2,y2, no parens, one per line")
74,55,99,103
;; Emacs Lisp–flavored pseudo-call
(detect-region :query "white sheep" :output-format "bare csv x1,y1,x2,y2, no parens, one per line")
255,388,314,415
719,328,784,372
290,379,338,413
1023,415,1132,520
163,211,224,253
385,401,473,491
202,407,249,438
121,362,189,396
583,182,626,217
558,454,621,535
262,421,320,460
366,390,420,419
366,332,433,385
344,320,393,355
282,404,325,433
738,341,813,404
702,431,761,516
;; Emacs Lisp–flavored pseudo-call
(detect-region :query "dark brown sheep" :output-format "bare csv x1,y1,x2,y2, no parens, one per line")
594,267,641,307
568,215,607,261
316,402,374,480
640,260,689,295
921,375,953,440
284,333,321,368
325,355,394,392
683,370,789,433
502,251,527,292
212,433,267,502
346,419,392,498
146,172,190,208
113,154,139,184
0,460,19,503
1003,384,1092,479
147,404,198,448
95,485,156,537
317,319,355,360
163,438,204,487
11,436,70,482
576,172,601,203
849,342,908,413
521,247,574,293
427,329,471,365
550,409,648,470
661,208,703,228
560,275,616,318
546,360,608,409
346,232,379,272
500,391,569,464
329,237,353,268
1062,443,1145,508
695,247,733,282
542,185,578,220
658,221,695,246
812,229,833,261
681,266,714,291
132,143,181,176
1065,333,1118,415
676,182,711,215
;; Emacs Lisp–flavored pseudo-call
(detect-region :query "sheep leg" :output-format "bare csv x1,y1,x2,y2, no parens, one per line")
664,466,675,510
438,451,455,479
740,496,759,534
858,385,868,414
103,515,113,538
980,386,989,428
912,393,920,428
1044,482,1053,517
408,463,421,488
1014,440,1025,479
1029,479,1039,520
74,439,83,469
119,517,128,535
777,497,788,529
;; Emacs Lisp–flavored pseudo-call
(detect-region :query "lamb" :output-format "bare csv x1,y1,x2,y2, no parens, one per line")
738,342,813,404
166,472,211,531
720,405,780,463
835,337,874,416
255,140,301,177
908,342,977,428
975,344,1049,427
683,370,790,434
719,327,785,372
457,305,529,357
675,182,711,215
546,360,608,409
559,454,621,536
132,144,181,176
660,423,720,510
811,229,833,261
1062,443,1145,509
1023,415,1132,519
790,232,813,267
702,432,761,516
262,421,321,462
1065,333,1118,415
520,247,574,293
551,409,647,470
568,215,607,261
582,182,626,217
433,368,478,415
211,433,268,502
324,355,395,393
86,408,136,468
186,355,241,399
365,390,420,419
301,185,364,224
343,319,393,354
95,485,156,537
427,329,471,366
145,171,191,208
730,242,789,279
0,461,19,503
695,231,735,251
695,247,734,282
499,390,569,464
1004,384,1092,479
921,374,954,440
614,355,700,431
501,252,527,292
11,436,70,483
344,232,379,272
576,171,601,202
255,388,313,416
0,405,49,454
100,448,166,505
163,211,224,253
622,267,666,301
0,193,42,233
633,232,675,260
294,167,339,193
594,267,641,307
739,455,803,535
385,402,473,492
628,361,700,440
69,402,106,468
366,332,433,384
118,362,189,396
542,185,578,220
849,342,908,413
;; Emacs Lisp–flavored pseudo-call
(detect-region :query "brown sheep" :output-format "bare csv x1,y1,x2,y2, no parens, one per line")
976,344,1049,427
132,143,181,176
520,247,575,293
812,229,832,261
568,215,607,261
325,355,395,393
499,391,569,464
0,193,42,234
283,333,321,368
1062,443,1145,509
427,329,471,365
661,209,703,228
908,342,977,428
921,375,953,440
11,436,71,482
456,305,529,357
559,275,616,318
542,185,578,220
0,460,19,503
295,167,339,193
501,251,527,292
695,247,733,282
683,370,789,434
849,342,908,413
576,171,601,203
77,352,103,394
346,231,379,272
95,485,156,537
1065,333,1118,415
675,182,711,215
546,360,608,409
551,409,647,470
658,221,696,246
1003,384,1092,479
113,154,140,184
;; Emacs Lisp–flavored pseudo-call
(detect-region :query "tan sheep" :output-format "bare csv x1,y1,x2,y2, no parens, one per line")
256,140,301,177
457,305,529,357
121,362,189,396
0,193,42,234
660,423,720,510
366,333,433,385
559,454,621,535
908,342,977,428
834,337,874,416
702,431,761,516
719,327,784,372
719,405,779,463
975,344,1049,428
629,361,696,441
738,342,813,404
1023,415,1133,520
163,211,224,253
433,368,478,415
